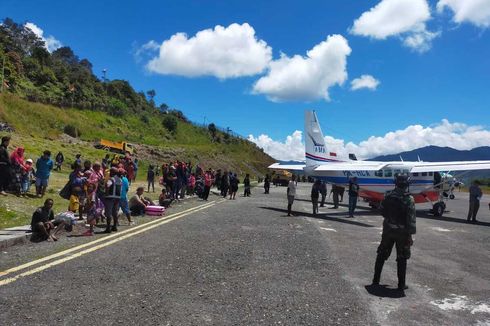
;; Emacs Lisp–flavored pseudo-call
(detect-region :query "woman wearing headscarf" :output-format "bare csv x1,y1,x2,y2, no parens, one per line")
10,147,28,196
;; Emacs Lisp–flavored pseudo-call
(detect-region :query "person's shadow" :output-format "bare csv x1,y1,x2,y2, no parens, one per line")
365,284,406,298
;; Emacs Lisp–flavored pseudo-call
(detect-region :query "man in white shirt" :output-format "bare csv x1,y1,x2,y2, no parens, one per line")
287,175,297,216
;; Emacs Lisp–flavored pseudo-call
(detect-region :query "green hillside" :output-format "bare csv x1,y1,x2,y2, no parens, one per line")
0,93,273,174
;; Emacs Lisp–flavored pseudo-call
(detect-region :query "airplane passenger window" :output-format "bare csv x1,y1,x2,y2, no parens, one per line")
422,172,427,176
384,170,393,177
403,169,409,174
412,173,419,177
375,170,383,177
394,169,401,176
428,172,433,176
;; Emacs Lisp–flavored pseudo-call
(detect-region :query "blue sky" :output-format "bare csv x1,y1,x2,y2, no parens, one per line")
1,0,490,159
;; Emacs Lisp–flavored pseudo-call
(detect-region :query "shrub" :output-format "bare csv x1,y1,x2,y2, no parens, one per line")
140,114,149,124
63,124,81,138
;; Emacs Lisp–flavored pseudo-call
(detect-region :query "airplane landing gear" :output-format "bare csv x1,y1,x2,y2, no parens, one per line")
432,202,446,217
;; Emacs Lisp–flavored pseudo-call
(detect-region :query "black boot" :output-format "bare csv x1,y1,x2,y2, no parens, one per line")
372,255,385,285
104,217,112,233
397,259,408,290
287,204,292,216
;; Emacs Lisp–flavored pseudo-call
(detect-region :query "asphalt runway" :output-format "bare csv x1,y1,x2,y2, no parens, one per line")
0,184,489,325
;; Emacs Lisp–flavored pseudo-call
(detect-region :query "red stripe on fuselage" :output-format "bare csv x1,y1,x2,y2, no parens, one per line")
360,190,439,204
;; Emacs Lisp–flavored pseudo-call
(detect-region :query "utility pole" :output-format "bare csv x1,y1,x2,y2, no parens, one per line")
102,69,107,83
203,116,207,126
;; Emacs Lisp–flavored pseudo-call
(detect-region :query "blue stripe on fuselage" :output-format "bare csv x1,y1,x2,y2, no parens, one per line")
315,176,433,185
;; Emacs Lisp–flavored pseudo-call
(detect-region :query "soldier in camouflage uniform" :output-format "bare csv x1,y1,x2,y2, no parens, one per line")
372,174,416,291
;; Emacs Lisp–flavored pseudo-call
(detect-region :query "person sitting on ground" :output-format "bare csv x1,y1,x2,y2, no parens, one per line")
158,188,173,208
31,198,64,242
129,186,151,216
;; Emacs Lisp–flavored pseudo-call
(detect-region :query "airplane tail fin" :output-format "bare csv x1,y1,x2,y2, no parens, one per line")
304,110,340,166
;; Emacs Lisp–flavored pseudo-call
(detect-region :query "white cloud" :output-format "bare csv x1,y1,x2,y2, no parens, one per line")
249,120,490,160
144,23,272,79
350,74,380,91
437,0,490,28
24,22,62,52
350,0,439,52
252,34,351,102
248,131,305,161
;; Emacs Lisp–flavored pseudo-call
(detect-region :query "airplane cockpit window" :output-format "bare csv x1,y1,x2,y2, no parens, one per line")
375,170,383,177
384,169,393,177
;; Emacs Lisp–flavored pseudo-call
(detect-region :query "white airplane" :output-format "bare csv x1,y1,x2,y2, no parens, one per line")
269,111,490,217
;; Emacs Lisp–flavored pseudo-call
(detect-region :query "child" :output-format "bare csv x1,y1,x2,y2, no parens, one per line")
147,165,155,193
69,186,81,216
158,188,173,208
82,183,99,236
21,159,35,196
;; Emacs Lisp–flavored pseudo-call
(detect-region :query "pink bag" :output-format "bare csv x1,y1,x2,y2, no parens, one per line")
145,205,165,216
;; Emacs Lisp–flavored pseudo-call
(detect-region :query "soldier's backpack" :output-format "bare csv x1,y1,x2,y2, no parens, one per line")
382,193,409,231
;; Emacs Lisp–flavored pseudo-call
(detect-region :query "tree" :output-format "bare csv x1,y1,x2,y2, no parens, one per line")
208,123,217,140
159,103,169,113
52,46,79,66
146,89,156,100
162,115,178,133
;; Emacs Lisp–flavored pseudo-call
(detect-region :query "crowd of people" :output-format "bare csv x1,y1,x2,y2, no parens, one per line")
0,136,259,242
0,136,58,198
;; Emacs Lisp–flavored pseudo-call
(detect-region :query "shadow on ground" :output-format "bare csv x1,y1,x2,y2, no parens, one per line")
416,210,490,227
365,284,406,298
259,206,375,228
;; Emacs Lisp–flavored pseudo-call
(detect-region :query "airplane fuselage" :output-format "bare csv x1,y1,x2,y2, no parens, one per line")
307,164,440,204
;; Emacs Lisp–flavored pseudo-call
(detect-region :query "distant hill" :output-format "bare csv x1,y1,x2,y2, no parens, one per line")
369,146,490,181
369,145,490,162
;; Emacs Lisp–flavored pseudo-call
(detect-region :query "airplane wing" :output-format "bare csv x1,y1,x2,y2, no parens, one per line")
313,162,388,171
410,161,490,173
268,163,306,171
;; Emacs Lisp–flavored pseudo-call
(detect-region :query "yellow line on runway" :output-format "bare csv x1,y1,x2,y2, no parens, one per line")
0,200,218,278
0,202,217,287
